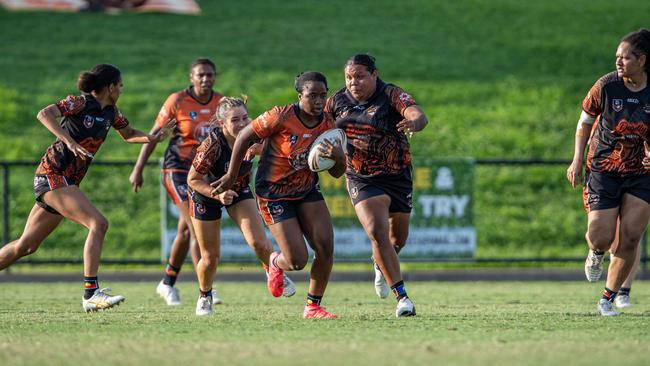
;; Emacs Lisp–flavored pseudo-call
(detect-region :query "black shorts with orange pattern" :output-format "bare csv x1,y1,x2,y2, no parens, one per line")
345,169,413,213
189,186,254,221
585,171,650,212
256,185,324,226
33,174,76,215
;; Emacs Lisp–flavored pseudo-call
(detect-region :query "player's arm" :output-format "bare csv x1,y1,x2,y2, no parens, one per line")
567,111,595,189
396,105,428,136
37,104,93,159
210,124,261,195
117,119,175,144
187,166,238,205
128,123,162,192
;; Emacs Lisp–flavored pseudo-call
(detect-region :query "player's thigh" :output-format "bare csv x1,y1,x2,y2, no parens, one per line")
268,218,308,263
191,217,221,257
42,186,106,229
353,194,391,242
227,198,269,247
618,193,650,244
18,204,64,246
175,199,196,237
296,199,333,254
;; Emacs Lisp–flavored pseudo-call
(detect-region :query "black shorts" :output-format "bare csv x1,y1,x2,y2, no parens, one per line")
162,171,189,205
346,171,413,213
33,174,76,215
256,185,324,226
189,186,254,221
586,171,650,212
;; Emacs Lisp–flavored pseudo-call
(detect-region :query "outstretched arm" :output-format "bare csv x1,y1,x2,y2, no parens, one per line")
117,119,175,144
396,105,428,137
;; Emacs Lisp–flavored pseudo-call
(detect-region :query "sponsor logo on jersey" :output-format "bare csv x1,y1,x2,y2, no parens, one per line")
289,135,298,146
189,111,198,120
642,104,650,114
196,203,206,214
627,98,639,104
366,105,378,117
612,99,623,112
200,109,212,114
288,148,309,171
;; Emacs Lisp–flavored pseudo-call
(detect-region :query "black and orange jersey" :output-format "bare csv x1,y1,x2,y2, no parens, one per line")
251,104,335,200
156,87,223,172
325,79,417,178
192,127,253,193
35,94,129,184
583,72,650,176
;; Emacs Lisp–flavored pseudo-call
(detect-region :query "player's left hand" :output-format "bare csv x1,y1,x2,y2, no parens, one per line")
150,119,177,143
319,139,345,163
396,119,417,137
210,173,236,196
244,143,263,161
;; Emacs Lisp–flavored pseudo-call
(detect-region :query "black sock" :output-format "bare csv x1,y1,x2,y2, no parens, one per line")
163,263,181,287
200,288,212,298
593,250,605,255
391,280,408,301
83,276,98,300
602,287,618,302
306,293,322,306
619,287,631,296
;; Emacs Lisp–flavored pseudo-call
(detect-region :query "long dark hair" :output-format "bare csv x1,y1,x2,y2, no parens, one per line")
76,64,121,93
345,53,377,73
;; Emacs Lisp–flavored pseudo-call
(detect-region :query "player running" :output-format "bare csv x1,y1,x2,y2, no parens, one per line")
0,64,172,312
187,97,296,316
130,58,223,306
212,72,345,319
325,54,428,317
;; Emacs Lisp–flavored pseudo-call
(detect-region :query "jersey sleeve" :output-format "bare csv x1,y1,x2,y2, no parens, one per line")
192,132,220,175
387,85,417,115
154,93,178,128
582,79,603,117
112,107,130,130
251,106,283,139
55,95,86,117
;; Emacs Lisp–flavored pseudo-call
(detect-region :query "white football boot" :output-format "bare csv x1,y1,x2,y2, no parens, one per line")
614,294,632,309
396,297,416,317
196,296,214,316
82,288,125,312
156,280,181,306
597,298,619,316
584,249,605,282
373,261,390,299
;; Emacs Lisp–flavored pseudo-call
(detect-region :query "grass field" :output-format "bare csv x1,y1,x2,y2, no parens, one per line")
1,1,650,259
1,281,649,365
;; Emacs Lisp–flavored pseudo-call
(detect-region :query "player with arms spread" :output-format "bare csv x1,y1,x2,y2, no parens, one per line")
213,72,345,319
129,58,223,306
567,28,650,316
0,64,172,312
325,54,428,317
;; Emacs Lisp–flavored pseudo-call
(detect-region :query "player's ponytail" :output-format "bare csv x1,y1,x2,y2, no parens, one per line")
621,28,650,72
77,64,121,93
213,97,247,124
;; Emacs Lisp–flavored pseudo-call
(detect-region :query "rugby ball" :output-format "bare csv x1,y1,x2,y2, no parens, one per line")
307,128,347,172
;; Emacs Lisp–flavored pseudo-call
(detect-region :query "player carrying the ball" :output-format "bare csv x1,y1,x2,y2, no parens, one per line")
212,71,345,319
325,54,428,317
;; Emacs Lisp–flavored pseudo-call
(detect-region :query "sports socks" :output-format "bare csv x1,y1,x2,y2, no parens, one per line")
593,250,605,256
391,280,408,301
306,293,322,306
83,276,99,300
163,263,181,287
602,287,618,302
200,288,212,298
619,287,631,296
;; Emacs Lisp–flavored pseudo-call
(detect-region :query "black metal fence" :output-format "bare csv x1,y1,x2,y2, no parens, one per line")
1,159,647,267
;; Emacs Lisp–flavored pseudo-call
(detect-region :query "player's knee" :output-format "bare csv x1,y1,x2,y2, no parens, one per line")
16,239,40,256
202,253,220,268
587,229,614,251
90,215,109,235
286,255,308,271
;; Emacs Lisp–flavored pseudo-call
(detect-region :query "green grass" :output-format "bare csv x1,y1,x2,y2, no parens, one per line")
1,1,650,259
1,281,649,365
